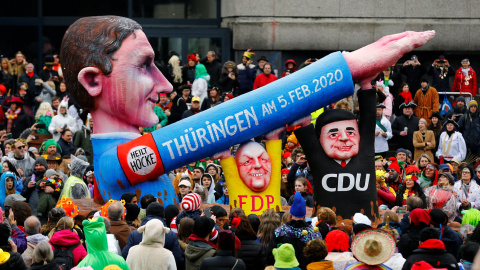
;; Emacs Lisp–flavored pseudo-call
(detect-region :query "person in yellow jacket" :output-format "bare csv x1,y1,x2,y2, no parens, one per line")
60,155,91,199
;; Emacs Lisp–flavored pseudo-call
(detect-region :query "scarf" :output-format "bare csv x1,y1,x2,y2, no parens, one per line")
27,72,34,78
5,108,21,133
376,119,387,132
462,182,470,198
402,188,416,205
421,84,429,93
399,91,412,104
462,68,470,77
442,132,454,155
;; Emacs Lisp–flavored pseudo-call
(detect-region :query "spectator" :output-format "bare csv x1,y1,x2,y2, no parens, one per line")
347,229,397,270
182,96,201,119
142,106,167,134
127,219,176,270
376,171,396,207
182,54,197,85
424,173,457,221
177,217,194,254
34,102,55,135
48,98,77,141
398,208,431,258
192,64,210,106
454,166,480,214
168,90,188,125
166,55,183,91
271,243,301,270
20,156,47,215
56,82,74,107
375,80,394,120
394,83,413,116
40,207,66,236
139,194,156,222
386,158,403,192
401,227,459,270
429,208,462,256
200,87,222,111
17,63,40,116
200,51,223,88
427,112,443,152
177,179,192,203
125,203,141,229
303,239,332,270
255,56,268,76
200,173,216,204
76,217,129,270
401,55,426,92
427,55,454,92
219,61,239,94
122,202,184,267
29,241,60,270
458,242,479,270
38,55,60,88
0,171,20,207
445,96,467,123
56,129,74,157
287,177,314,208
396,175,426,207
436,119,466,163
48,216,87,267
51,96,60,114
215,183,229,205
5,97,32,139
60,155,90,199
73,113,93,164
413,77,439,124
184,216,216,269
413,118,436,162
418,163,439,189
253,62,277,90
267,192,321,269
0,58,14,94
108,201,135,250
458,100,480,156
452,58,477,104
35,80,56,106
392,102,419,152
375,104,392,157
236,50,256,96
416,153,431,171
200,230,246,270
0,223,27,270
281,59,297,78
234,216,265,270
101,218,121,255
157,92,172,113
165,204,180,229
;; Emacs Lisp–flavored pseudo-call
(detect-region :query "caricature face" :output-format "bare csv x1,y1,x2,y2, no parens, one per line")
96,30,172,128
235,142,272,192
319,119,360,160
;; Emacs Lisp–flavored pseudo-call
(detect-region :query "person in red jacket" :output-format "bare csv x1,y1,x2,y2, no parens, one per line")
48,216,87,267
452,58,477,103
376,170,396,206
281,59,297,77
253,63,277,90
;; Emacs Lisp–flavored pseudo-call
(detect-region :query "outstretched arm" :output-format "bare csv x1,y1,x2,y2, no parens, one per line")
344,30,435,89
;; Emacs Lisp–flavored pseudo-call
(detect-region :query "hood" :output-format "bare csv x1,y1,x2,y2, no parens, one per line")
284,59,297,71
69,155,90,178
1,171,16,192
27,234,49,245
222,61,238,75
59,98,69,115
139,218,170,246
418,239,445,250
185,241,215,261
81,217,108,253
141,215,166,226
275,220,322,243
49,229,81,246
200,173,215,201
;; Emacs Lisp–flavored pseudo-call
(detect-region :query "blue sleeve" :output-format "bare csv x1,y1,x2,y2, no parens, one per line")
166,231,185,266
121,232,136,259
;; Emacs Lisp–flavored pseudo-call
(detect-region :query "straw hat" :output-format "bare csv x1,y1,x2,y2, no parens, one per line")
351,228,395,266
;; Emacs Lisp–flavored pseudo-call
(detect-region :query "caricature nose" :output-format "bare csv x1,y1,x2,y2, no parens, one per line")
152,64,173,94
339,130,349,141
253,158,262,169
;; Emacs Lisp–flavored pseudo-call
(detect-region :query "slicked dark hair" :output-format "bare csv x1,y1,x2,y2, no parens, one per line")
60,16,142,109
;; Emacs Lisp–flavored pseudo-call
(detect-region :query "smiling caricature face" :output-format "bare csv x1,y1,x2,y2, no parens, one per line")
235,142,272,192
320,119,360,160
98,30,172,128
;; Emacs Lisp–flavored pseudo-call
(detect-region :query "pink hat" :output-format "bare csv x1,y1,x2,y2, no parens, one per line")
181,193,201,212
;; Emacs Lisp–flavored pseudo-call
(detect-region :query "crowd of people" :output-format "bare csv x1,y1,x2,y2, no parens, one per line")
0,47,479,270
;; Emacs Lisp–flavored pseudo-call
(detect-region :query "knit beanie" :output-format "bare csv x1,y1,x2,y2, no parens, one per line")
125,203,140,222
410,209,431,226
146,202,165,218
290,192,306,218
469,100,478,108
217,230,236,251
419,227,440,242
35,157,48,169
181,193,201,212
45,169,57,178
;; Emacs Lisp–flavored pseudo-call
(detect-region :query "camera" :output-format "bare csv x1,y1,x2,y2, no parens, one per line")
438,60,445,64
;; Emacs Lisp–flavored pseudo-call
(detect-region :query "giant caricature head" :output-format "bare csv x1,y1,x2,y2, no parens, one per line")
60,16,172,132
235,142,272,192
315,109,360,160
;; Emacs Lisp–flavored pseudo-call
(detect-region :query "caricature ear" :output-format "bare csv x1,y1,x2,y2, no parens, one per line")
78,67,103,97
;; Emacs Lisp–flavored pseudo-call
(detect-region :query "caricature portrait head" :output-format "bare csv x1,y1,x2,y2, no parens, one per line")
60,16,172,132
235,142,272,192
315,109,360,160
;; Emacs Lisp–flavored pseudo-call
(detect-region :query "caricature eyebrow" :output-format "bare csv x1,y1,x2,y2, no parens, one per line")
346,127,356,131
327,128,339,133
